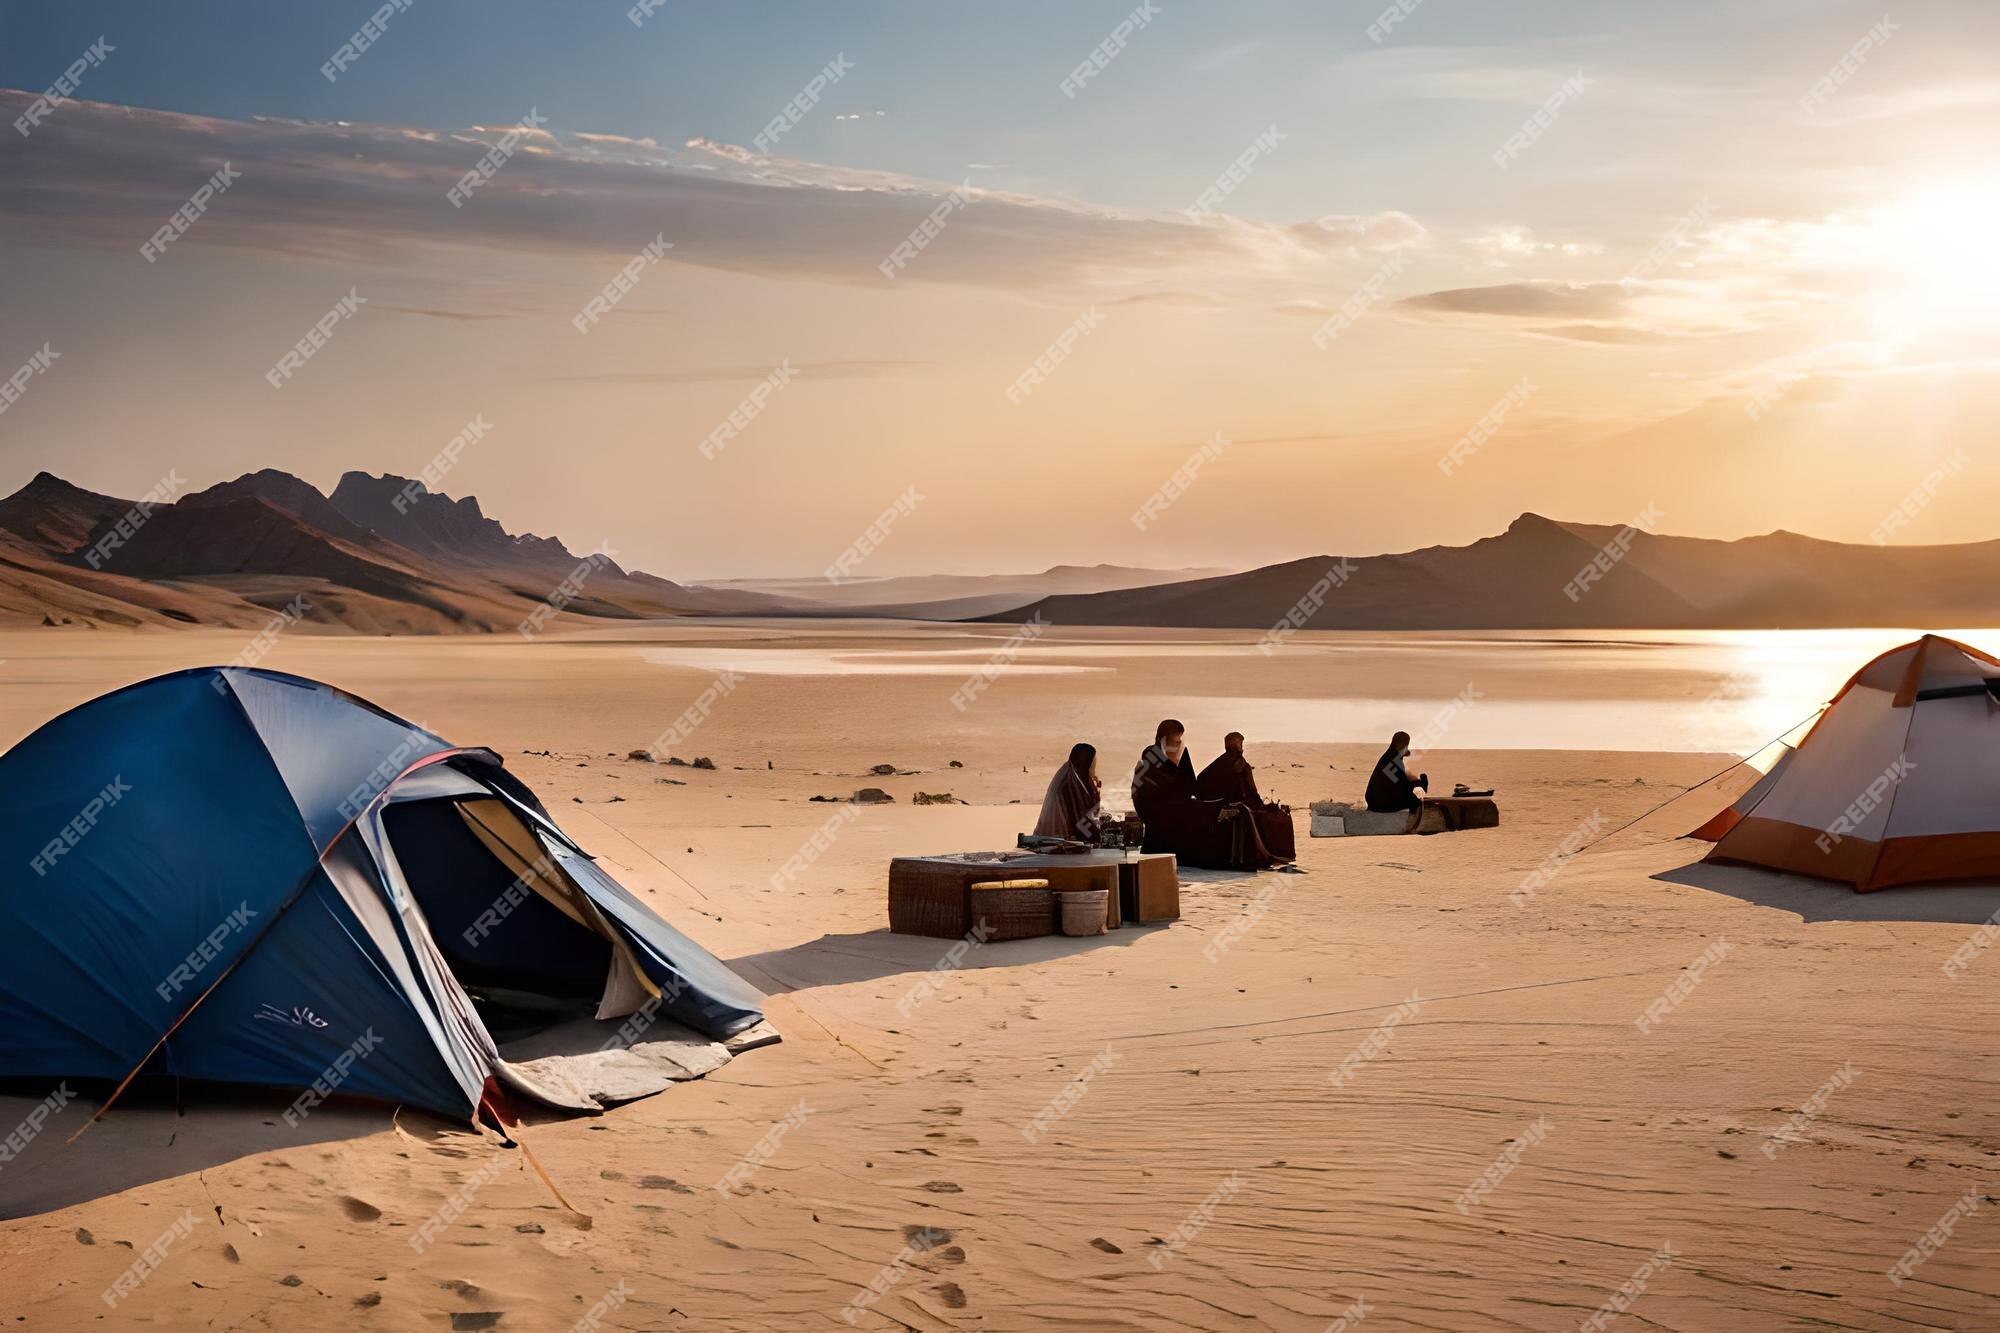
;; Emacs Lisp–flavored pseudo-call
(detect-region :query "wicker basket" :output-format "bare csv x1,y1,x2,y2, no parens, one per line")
888,856,1002,938
1057,888,1109,936
968,879,1054,942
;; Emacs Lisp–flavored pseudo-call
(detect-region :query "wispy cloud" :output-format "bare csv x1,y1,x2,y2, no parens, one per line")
0,90,1427,305
1400,280,1633,321
376,304,517,321
552,360,928,384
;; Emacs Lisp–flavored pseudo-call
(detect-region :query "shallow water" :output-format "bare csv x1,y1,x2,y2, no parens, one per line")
643,627,1999,754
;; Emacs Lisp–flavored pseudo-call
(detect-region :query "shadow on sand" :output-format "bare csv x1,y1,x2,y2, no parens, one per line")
729,921,1175,997
728,861,1274,995
0,1079,470,1220
1655,860,2000,925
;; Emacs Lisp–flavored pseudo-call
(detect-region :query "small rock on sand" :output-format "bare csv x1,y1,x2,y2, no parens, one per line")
627,749,656,762
870,763,898,775
913,792,963,805
852,788,894,804
949,760,964,768
691,756,717,770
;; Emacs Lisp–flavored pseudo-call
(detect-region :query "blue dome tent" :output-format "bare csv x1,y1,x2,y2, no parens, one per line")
0,668,769,1124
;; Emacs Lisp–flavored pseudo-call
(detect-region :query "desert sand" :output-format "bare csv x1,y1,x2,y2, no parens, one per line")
0,624,1995,1331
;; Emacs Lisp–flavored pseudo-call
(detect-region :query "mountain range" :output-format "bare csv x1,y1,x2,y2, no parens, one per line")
0,469,786,632
6,474,1996,633
985,513,2000,630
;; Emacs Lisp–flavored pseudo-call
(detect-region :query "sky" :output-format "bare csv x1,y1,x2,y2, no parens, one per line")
3,1,2000,579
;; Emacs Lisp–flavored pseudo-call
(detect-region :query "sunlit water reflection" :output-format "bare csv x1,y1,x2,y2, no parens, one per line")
645,628,1995,754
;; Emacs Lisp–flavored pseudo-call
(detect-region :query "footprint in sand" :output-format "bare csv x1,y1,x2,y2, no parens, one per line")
74,1228,94,1246
449,1316,503,1332
926,1105,963,1117
904,1225,952,1250
1089,1237,1123,1254
222,1244,241,1263
921,1181,964,1194
440,1279,482,1298
638,1175,696,1194
339,1196,383,1223
935,1281,968,1308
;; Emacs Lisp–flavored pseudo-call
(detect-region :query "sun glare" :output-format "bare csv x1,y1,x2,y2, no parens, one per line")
1870,177,2000,339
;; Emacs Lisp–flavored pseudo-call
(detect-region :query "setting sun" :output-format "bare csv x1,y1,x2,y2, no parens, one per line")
1869,176,2000,340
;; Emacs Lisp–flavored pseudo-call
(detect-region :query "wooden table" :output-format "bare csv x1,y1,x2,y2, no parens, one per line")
887,850,1179,938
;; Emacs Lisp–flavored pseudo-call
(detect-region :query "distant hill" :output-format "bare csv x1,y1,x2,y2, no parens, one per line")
982,513,2000,630
0,469,788,631
699,563,1235,620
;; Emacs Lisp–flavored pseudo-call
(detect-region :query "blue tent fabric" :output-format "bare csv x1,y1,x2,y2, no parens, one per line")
166,874,473,1116
545,840,766,1033
0,668,766,1119
0,671,319,1079
221,668,452,850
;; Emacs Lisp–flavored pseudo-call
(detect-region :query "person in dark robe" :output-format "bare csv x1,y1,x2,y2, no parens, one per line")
1132,718,1198,823
1033,742,1104,842
1198,732,1296,863
1133,720,1285,870
1365,730,1428,813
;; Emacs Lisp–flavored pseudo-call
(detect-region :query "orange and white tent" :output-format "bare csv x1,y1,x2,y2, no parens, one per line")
1691,635,2000,891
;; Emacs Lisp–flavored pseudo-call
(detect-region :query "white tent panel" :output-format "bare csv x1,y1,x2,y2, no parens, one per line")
1742,684,1908,844
1883,691,2000,838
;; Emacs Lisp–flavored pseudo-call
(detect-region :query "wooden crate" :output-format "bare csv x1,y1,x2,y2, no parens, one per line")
1119,854,1180,923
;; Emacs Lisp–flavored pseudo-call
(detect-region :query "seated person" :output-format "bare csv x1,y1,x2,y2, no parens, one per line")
1132,719,1199,816
1133,720,1286,871
1197,732,1297,863
1365,730,1428,813
1033,742,1105,842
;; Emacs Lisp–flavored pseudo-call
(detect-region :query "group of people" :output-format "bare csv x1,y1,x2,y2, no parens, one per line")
1033,723,1435,872
1034,720,1298,871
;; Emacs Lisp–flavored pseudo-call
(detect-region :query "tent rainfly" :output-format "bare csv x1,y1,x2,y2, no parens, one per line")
0,668,770,1122
1691,634,2000,891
